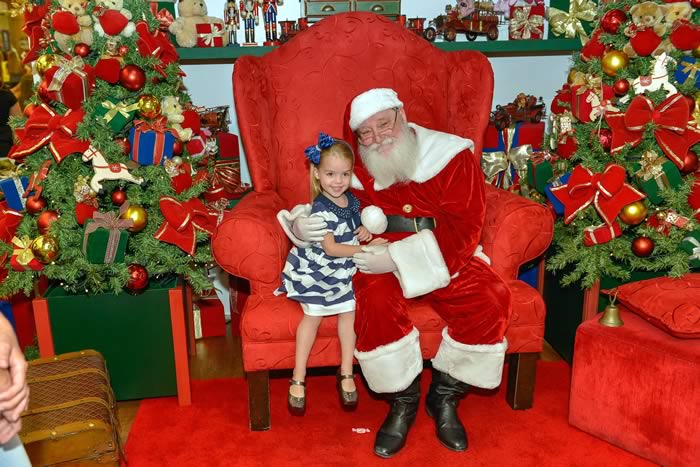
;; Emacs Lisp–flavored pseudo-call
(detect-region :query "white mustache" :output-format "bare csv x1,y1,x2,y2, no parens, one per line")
367,137,395,151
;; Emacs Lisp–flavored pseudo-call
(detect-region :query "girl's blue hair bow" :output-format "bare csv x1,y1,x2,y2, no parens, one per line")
304,132,335,165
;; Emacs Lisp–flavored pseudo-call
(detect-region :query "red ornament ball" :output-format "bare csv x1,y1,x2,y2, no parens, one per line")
601,9,627,34
172,138,184,157
631,236,655,257
111,188,127,206
596,128,613,152
118,45,129,56
73,43,90,57
682,151,699,174
115,137,131,155
613,78,630,96
75,202,98,226
691,0,700,8
126,264,149,294
119,65,146,92
37,209,59,235
25,196,47,214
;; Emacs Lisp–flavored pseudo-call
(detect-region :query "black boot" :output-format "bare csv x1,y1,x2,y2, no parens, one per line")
425,369,469,452
374,376,421,459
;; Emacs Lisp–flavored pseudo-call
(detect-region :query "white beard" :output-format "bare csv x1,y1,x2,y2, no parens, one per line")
359,124,419,189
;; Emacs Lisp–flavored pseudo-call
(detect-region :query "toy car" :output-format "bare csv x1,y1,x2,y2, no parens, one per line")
490,93,546,130
424,5,504,42
279,18,310,44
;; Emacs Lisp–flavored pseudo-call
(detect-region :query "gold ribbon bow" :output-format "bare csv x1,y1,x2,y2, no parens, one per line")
680,59,700,82
547,0,597,44
573,74,602,95
634,152,666,182
48,56,87,92
11,236,36,266
0,159,19,179
686,236,700,261
509,7,544,40
481,127,533,190
101,100,140,123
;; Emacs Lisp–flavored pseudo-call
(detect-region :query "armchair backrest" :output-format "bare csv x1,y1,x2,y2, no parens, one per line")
233,12,494,207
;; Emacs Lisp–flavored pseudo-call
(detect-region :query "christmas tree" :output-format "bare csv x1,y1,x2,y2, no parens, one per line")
1,0,218,296
544,0,700,288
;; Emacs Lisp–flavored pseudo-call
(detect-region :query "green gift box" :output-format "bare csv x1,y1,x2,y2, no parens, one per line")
633,153,683,204
680,231,700,269
95,97,139,133
82,212,132,264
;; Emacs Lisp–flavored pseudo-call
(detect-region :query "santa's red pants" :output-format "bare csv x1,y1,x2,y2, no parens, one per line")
353,257,512,393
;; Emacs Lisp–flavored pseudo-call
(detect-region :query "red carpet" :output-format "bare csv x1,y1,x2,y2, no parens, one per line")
125,362,654,466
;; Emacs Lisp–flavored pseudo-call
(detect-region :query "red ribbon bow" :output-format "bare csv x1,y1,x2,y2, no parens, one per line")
606,94,700,168
133,116,174,135
550,164,645,226
148,4,175,31
8,104,90,164
135,21,181,78
153,196,218,255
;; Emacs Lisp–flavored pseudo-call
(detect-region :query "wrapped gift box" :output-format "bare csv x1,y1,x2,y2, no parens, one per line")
95,97,138,133
680,231,700,269
675,56,700,89
194,299,226,339
482,122,544,192
527,152,566,194
0,176,29,211
509,4,545,40
544,172,571,216
571,83,615,123
196,23,225,47
633,154,683,204
43,59,95,111
128,121,176,166
81,218,130,264
216,132,239,160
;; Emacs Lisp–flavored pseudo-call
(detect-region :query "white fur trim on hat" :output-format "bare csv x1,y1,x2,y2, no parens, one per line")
349,88,404,131
431,328,508,389
354,328,423,393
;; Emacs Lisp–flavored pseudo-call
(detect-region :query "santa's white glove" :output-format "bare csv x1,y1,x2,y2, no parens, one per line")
353,245,397,274
277,204,328,248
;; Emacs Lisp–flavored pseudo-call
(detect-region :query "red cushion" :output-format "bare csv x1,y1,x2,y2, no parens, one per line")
613,274,700,339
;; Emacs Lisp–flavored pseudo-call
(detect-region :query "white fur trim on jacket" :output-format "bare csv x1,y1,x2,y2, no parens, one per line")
276,204,313,248
354,328,423,393
431,327,508,389
387,229,450,298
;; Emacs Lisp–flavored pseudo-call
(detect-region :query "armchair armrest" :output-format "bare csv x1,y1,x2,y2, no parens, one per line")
212,191,291,294
480,184,554,280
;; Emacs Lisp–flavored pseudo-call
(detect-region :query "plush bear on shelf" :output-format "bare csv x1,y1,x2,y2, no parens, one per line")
161,96,194,142
52,0,94,54
92,0,136,38
169,0,228,48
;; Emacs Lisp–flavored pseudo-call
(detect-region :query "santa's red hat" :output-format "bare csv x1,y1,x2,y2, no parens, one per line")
348,88,404,131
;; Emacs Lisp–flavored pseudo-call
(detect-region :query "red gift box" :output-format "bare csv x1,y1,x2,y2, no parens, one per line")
44,56,95,111
509,4,545,40
216,132,239,160
571,84,615,124
195,299,226,338
195,23,225,47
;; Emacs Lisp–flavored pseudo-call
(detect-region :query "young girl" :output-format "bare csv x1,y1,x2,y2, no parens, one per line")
276,132,386,415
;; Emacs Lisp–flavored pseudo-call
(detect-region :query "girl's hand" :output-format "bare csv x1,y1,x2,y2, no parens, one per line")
368,237,388,246
355,226,372,242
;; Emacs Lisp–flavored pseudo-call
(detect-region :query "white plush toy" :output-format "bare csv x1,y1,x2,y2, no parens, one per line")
361,206,388,235
53,0,94,54
92,0,136,38
161,96,194,142
169,0,229,48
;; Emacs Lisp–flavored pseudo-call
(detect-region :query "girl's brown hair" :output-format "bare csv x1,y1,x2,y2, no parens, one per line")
309,140,354,201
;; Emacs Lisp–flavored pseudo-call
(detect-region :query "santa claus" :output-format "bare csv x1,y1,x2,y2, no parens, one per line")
279,88,511,458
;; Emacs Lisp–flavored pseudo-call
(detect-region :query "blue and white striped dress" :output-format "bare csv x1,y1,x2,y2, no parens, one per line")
275,192,361,316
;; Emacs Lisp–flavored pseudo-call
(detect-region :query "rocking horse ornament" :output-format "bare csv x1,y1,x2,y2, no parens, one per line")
82,145,143,193
620,52,678,103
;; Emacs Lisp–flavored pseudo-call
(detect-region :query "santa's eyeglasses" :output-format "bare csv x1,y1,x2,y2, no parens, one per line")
355,108,400,146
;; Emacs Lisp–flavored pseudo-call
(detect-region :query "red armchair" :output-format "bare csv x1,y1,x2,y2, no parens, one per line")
212,13,554,431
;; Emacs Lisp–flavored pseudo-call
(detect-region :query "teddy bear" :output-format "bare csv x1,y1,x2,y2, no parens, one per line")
623,1,670,58
161,96,194,142
169,0,229,48
92,0,136,38
52,0,94,54
661,2,700,52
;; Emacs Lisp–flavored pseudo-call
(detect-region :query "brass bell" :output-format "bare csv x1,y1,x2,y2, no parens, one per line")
599,303,624,327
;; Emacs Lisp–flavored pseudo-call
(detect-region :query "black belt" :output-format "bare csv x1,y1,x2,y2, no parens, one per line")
385,215,437,233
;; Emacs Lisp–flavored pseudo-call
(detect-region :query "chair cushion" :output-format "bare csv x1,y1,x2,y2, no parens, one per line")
613,274,700,339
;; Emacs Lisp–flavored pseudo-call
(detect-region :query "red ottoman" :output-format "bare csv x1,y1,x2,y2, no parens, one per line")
569,311,700,466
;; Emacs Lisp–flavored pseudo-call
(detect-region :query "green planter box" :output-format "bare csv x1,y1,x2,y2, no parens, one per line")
43,277,182,401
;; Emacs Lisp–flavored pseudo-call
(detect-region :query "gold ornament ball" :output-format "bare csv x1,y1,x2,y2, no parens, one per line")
567,69,579,85
120,204,148,232
601,50,629,77
31,235,59,264
138,95,161,120
619,201,647,225
35,54,57,77
694,43,700,58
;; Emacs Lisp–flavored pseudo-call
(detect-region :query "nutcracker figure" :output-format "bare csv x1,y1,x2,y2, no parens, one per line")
240,0,260,45
225,0,240,47
262,0,283,46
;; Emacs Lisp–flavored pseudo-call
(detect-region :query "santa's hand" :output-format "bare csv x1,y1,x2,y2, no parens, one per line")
353,246,397,274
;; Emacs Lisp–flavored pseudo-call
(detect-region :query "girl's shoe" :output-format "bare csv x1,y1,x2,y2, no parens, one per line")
336,370,358,408
288,379,306,415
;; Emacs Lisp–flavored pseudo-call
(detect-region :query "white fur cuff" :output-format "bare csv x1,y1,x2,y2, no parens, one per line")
388,230,450,298
431,328,508,389
276,204,312,248
354,328,423,393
